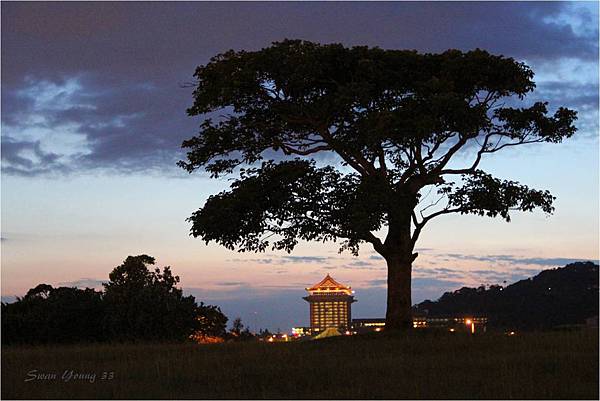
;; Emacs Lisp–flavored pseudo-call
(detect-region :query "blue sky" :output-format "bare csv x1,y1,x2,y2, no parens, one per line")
2,2,598,330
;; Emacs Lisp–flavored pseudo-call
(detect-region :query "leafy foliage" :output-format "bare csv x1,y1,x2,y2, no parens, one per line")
2,286,105,344
103,255,201,342
180,40,577,257
439,170,555,222
191,159,388,254
195,302,228,338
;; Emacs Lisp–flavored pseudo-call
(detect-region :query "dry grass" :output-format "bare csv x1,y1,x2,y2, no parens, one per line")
2,330,598,399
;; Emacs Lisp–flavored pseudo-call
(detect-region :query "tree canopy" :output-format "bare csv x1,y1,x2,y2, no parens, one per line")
104,255,202,341
2,285,105,344
180,40,576,257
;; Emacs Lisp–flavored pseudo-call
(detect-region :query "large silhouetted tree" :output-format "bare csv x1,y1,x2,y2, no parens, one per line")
179,40,577,330
103,255,199,341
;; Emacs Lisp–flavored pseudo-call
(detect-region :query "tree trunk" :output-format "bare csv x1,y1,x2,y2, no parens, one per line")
382,207,416,331
385,254,413,330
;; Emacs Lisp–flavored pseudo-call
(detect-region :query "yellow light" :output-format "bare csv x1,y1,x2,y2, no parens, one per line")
465,319,472,325
375,328,382,332
268,337,274,342
345,331,351,335
449,328,455,332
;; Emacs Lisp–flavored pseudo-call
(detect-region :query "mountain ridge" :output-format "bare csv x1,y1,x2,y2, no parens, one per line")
413,261,599,330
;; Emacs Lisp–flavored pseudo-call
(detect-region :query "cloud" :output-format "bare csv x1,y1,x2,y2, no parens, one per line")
529,70,599,138
516,257,599,266
1,2,597,176
436,253,595,267
1,296,17,304
338,264,384,271
57,278,105,289
228,257,275,265
413,277,463,289
363,277,466,305
1,75,192,176
215,281,246,287
512,267,546,274
414,267,465,280
280,255,330,264
228,255,333,265
368,276,464,290
346,260,374,267
1,136,65,176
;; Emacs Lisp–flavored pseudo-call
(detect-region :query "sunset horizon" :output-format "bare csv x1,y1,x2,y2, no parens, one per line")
1,3,598,399
3,2,598,331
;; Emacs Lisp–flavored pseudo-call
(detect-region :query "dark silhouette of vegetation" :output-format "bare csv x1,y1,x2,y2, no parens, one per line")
256,328,274,339
179,39,577,330
1,255,228,345
414,261,599,330
196,302,229,338
228,317,255,341
2,285,105,344
103,255,199,342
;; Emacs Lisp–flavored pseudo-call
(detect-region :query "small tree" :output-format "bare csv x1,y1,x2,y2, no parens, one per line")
179,40,576,330
228,317,255,341
230,317,244,336
195,302,228,337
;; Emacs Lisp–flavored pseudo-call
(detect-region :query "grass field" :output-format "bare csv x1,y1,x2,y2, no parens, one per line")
2,330,598,399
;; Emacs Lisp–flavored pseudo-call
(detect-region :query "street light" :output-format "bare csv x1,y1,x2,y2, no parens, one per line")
465,318,474,334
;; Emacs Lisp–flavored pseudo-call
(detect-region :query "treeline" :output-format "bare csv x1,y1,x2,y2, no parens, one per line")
2,255,228,345
413,261,599,330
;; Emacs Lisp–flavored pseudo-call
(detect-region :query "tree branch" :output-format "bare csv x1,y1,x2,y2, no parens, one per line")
439,132,493,175
318,127,377,176
420,206,466,225
278,143,332,156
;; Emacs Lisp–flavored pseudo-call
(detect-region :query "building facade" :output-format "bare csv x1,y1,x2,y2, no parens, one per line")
351,316,488,333
303,274,355,332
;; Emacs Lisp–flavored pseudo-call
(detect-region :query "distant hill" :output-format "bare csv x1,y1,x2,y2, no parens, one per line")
413,261,599,330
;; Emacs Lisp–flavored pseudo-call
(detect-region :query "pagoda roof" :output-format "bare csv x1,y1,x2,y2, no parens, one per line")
306,274,352,291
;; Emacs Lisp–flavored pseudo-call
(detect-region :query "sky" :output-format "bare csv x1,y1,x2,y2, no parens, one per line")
1,1,599,331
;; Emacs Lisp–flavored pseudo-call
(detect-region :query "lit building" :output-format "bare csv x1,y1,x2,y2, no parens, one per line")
303,274,356,332
351,316,488,333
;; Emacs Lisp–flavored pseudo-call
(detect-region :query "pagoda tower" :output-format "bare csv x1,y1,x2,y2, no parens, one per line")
303,274,356,332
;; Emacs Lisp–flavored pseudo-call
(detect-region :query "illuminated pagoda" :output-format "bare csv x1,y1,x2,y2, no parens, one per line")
303,274,356,332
